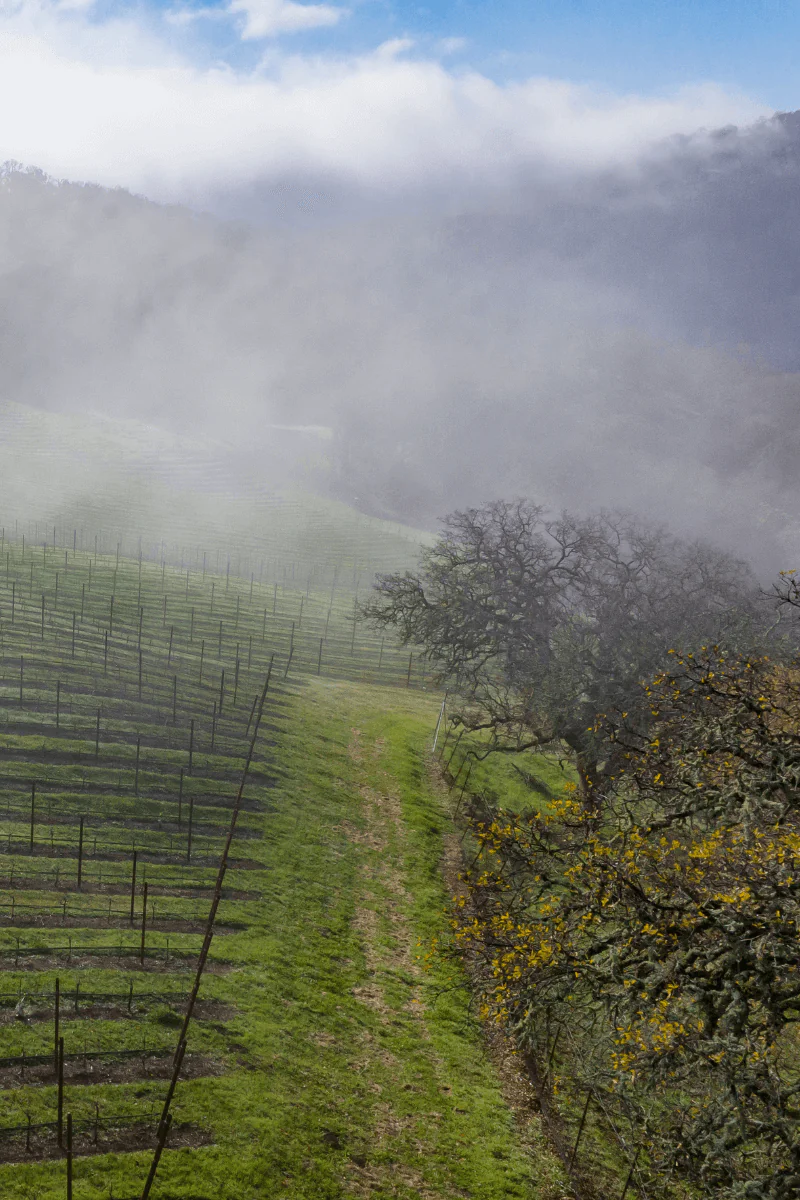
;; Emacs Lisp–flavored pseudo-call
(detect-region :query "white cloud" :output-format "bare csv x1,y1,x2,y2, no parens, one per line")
227,0,344,39
165,7,228,27
0,0,772,207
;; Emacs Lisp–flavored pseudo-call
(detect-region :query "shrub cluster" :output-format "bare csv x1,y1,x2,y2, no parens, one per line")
452,650,800,1198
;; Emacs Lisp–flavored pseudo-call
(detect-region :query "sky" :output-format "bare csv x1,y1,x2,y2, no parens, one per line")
0,0,794,208
3,0,800,567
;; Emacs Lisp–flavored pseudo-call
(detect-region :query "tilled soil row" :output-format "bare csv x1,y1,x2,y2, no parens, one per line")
0,1050,222,1090
0,878,260,900
0,951,231,973
0,1120,213,1164
0,999,234,1025
0,843,262,869
0,913,244,933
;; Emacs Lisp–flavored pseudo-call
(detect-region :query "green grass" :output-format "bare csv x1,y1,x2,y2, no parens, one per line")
0,537,567,1199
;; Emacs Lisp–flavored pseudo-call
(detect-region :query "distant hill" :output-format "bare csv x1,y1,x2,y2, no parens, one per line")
3,121,800,563
0,401,428,583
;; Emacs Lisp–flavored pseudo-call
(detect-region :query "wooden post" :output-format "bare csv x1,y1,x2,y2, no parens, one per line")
19,655,23,707
187,795,194,863
29,782,35,853
199,639,205,686
77,817,84,889
569,1090,592,1170
218,670,225,717
245,694,258,737
168,625,174,667
71,612,76,659
318,637,323,675
57,1036,64,1147
233,657,240,707
56,680,61,728
432,693,447,751
138,650,143,701
172,662,273,1069
95,709,100,758
619,1148,641,1200
140,1112,173,1200
406,652,413,688
140,882,148,964
135,737,141,796
172,676,177,723
130,851,138,924
54,977,60,1070
188,720,194,776
178,769,184,827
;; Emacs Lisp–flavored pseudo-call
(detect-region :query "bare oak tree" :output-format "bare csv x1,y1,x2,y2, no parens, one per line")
363,500,763,798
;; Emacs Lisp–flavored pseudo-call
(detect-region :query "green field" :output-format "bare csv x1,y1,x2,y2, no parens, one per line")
0,492,569,1200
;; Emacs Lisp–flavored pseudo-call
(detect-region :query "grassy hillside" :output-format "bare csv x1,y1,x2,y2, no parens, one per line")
0,531,567,1198
0,400,430,584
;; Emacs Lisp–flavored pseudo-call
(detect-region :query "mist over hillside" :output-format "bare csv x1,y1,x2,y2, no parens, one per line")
2,109,800,567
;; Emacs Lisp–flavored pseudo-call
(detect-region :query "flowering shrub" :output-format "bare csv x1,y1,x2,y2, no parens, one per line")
452,649,800,1198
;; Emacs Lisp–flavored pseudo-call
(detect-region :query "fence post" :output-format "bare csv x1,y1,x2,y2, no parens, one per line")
57,1036,64,1148
140,1112,172,1200
619,1147,641,1200
66,1112,73,1199
569,1089,592,1170
54,978,60,1070
77,818,84,890
140,883,148,965
130,851,138,925
432,693,447,751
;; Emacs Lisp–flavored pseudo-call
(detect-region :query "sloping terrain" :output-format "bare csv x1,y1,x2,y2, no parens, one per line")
0,530,566,1198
